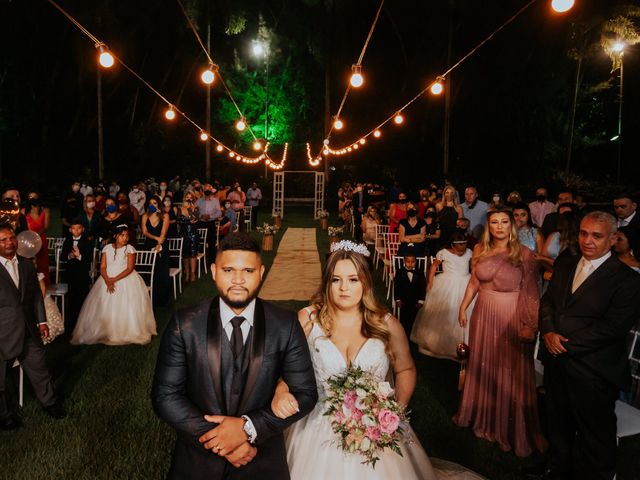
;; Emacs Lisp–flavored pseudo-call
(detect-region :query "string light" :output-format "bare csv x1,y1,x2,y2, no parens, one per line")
200,63,217,84
359,138,366,144
96,44,114,68
164,106,176,120
373,130,381,138
333,118,344,130
551,0,574,13
199,131,208,141
323,148,330,155
229,152,235,158
350,65,364,88
430,78,444,95
393,113,404,125
216,144,224,152
253,140,263,151
235,118,247,131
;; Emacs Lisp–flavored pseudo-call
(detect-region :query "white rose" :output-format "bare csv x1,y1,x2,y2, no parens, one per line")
355,396,367,410
356,388,367,398
360,437,371,452
377,381,394,398
362,414,376,427
342,405,352,418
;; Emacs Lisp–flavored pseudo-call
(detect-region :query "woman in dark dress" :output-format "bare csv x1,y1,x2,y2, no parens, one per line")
177,192,199,283
424,211,442,256
97,198,124,246
436,185,463,247
162,195,179,238
142,195,171,305
398,201,427,257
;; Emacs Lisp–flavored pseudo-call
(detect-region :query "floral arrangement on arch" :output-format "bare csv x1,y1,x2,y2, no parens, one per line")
328,226,344,237
256,223,277,235
316,209,330,219
323,365,407,467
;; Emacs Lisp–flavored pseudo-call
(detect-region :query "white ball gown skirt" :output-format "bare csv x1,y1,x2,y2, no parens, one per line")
71,272,156,346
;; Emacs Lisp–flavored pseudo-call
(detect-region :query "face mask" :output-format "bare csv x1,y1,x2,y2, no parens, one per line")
536,195,546,201
86,202,96,209
30,199,41,206
163,200,171,207
72,185,80,193
106,204,117,213
160,185,167,191
132,188,139,193
407,209,417,217
204,190,213,196
148,205,157,214
492,196,501,203
399,199,407,204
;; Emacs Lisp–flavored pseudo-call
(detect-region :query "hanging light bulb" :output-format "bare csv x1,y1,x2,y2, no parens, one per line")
430,77,444,95
96,44,115,68
323,148,330,155
394,113,404,125
200,63,217,85
359,138,366,145
333,118,344,130
216,144,224,152
235,118,246,131
199,131,208,141
551,0,574,13
229,152,236,158
373,130,381,138
353,144,359,150
350,64,363,88
253,140,263,151
612,41,625,54
164,106,176,121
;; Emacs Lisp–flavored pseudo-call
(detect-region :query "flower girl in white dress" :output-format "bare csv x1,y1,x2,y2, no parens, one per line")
71,225,156,345
273,241,484,480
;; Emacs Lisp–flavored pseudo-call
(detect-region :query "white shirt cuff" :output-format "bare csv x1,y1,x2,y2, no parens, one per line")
241,415,257,443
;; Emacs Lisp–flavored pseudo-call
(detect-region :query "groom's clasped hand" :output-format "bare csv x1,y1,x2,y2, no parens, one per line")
199,415,257,467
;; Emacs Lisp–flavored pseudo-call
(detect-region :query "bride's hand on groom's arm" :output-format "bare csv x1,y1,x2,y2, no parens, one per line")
271,379,299,419
225,442,258,468
199,415,247,456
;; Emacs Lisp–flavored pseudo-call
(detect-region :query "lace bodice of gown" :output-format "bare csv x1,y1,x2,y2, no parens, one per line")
437,249,471,275
103,244,135,278
307,322,389,400
474,252,524,292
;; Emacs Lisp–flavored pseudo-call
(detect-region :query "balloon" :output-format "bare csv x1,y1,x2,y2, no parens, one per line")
17,230,42,258
456,342,470,360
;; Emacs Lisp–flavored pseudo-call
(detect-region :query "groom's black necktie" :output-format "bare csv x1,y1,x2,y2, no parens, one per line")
230,316,245,358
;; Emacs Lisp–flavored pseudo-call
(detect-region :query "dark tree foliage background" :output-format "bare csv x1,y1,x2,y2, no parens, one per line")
0,0,638,194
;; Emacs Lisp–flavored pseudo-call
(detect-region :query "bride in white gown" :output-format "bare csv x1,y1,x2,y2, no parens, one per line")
274,241,484,480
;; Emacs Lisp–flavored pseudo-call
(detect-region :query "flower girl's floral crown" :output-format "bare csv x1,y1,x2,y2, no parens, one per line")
330,240,370,257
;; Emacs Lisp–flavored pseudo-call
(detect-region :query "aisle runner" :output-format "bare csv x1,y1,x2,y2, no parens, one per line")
260,228,322,301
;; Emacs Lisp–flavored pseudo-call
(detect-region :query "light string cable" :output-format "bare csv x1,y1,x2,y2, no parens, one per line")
319,0,540,157
175,0,259,143
325,0,385,142
45,0,268,165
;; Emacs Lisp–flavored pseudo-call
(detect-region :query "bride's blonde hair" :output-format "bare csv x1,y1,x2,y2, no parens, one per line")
311,249,390,351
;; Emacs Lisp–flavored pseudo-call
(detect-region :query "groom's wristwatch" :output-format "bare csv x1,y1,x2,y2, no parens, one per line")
241,415,257,444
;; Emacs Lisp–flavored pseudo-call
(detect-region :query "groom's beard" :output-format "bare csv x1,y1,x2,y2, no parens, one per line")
219,286,260,309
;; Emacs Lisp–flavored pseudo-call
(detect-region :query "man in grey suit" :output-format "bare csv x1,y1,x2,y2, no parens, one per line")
0,223,65,430
152,233,317,479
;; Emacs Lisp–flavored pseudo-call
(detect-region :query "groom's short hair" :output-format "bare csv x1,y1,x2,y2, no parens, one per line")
217,232,261,256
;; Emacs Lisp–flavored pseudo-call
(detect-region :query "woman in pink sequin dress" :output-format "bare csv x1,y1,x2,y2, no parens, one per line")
453,207,546,457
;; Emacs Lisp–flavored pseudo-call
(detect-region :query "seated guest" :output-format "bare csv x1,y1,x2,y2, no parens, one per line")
60,220,93,331
456,217,477,250
361,206,381,243
219,200,238,238
614,226,640,273
78,194,100,241
97,197,124,246
398,201,427,257
393,253,426,335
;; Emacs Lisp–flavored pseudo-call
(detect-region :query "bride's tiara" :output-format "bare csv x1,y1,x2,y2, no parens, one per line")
330,240,371,257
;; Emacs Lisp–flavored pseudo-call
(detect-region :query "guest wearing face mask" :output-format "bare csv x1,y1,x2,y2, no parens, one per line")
162,195,179,238
388,191,409,233
489,192,504,209
116,192,140,230
142,196,171,305
25,192,51,286
157,181,169,201
528,187,555,229
98,198,124,245
93,184,108,213
128,183,146,216
436,185,463,247
61,192,81,232
196,185,222,259
78,194,100,242
417,189,433,219
398,201,427,257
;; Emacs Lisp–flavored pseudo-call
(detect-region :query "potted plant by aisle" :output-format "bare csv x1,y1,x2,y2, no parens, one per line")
328,226,344,245
257,223,277,252
317,209,329,230
272,210,282,230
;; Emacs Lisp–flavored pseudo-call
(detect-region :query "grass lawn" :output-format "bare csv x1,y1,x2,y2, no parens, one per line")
1,206,639,479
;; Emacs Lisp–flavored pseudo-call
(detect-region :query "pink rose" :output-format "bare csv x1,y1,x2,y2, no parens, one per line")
366,426,381,441
378,409,400,434
335,411,346,424
351,408,363,421
343,390,357,409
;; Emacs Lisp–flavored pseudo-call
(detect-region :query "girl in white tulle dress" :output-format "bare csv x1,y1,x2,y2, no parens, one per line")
411,231,474,361
273,242,484,480
71,225,156,346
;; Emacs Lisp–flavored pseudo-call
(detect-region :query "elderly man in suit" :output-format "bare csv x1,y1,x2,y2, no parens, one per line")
539,211,640,480
152,232,317,479
0,224,65,430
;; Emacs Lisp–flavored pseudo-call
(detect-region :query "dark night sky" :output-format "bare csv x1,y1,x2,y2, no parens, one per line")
1,0,638,195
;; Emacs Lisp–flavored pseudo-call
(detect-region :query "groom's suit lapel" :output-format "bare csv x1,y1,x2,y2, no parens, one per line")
237,298,265,414
206,299,224,413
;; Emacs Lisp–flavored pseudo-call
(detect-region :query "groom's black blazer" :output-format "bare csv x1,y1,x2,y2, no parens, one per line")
152,297,318,480
539,254,640,390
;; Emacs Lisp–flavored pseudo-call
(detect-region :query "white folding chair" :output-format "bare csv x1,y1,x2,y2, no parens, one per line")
47,237,64,280
167,237,184,299
89,247,102,284
135,250,157,304
382,233,399,288
12,360,23,408
46,283,68,325
243,206,253,232
373,224,389,269
196,228,208,278
136,227,146,246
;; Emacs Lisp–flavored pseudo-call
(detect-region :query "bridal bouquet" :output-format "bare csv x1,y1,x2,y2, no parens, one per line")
324,365,407,467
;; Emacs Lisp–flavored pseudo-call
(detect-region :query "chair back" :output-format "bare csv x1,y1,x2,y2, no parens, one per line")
166,237,184,269
135,249,158,292
428,255,444,274
197,228,208,254
392,256,427,277
384,232,400,259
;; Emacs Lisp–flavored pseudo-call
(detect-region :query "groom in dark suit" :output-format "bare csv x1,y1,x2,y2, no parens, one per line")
539,211,640,480
0,224,65,430
152,233,317,480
